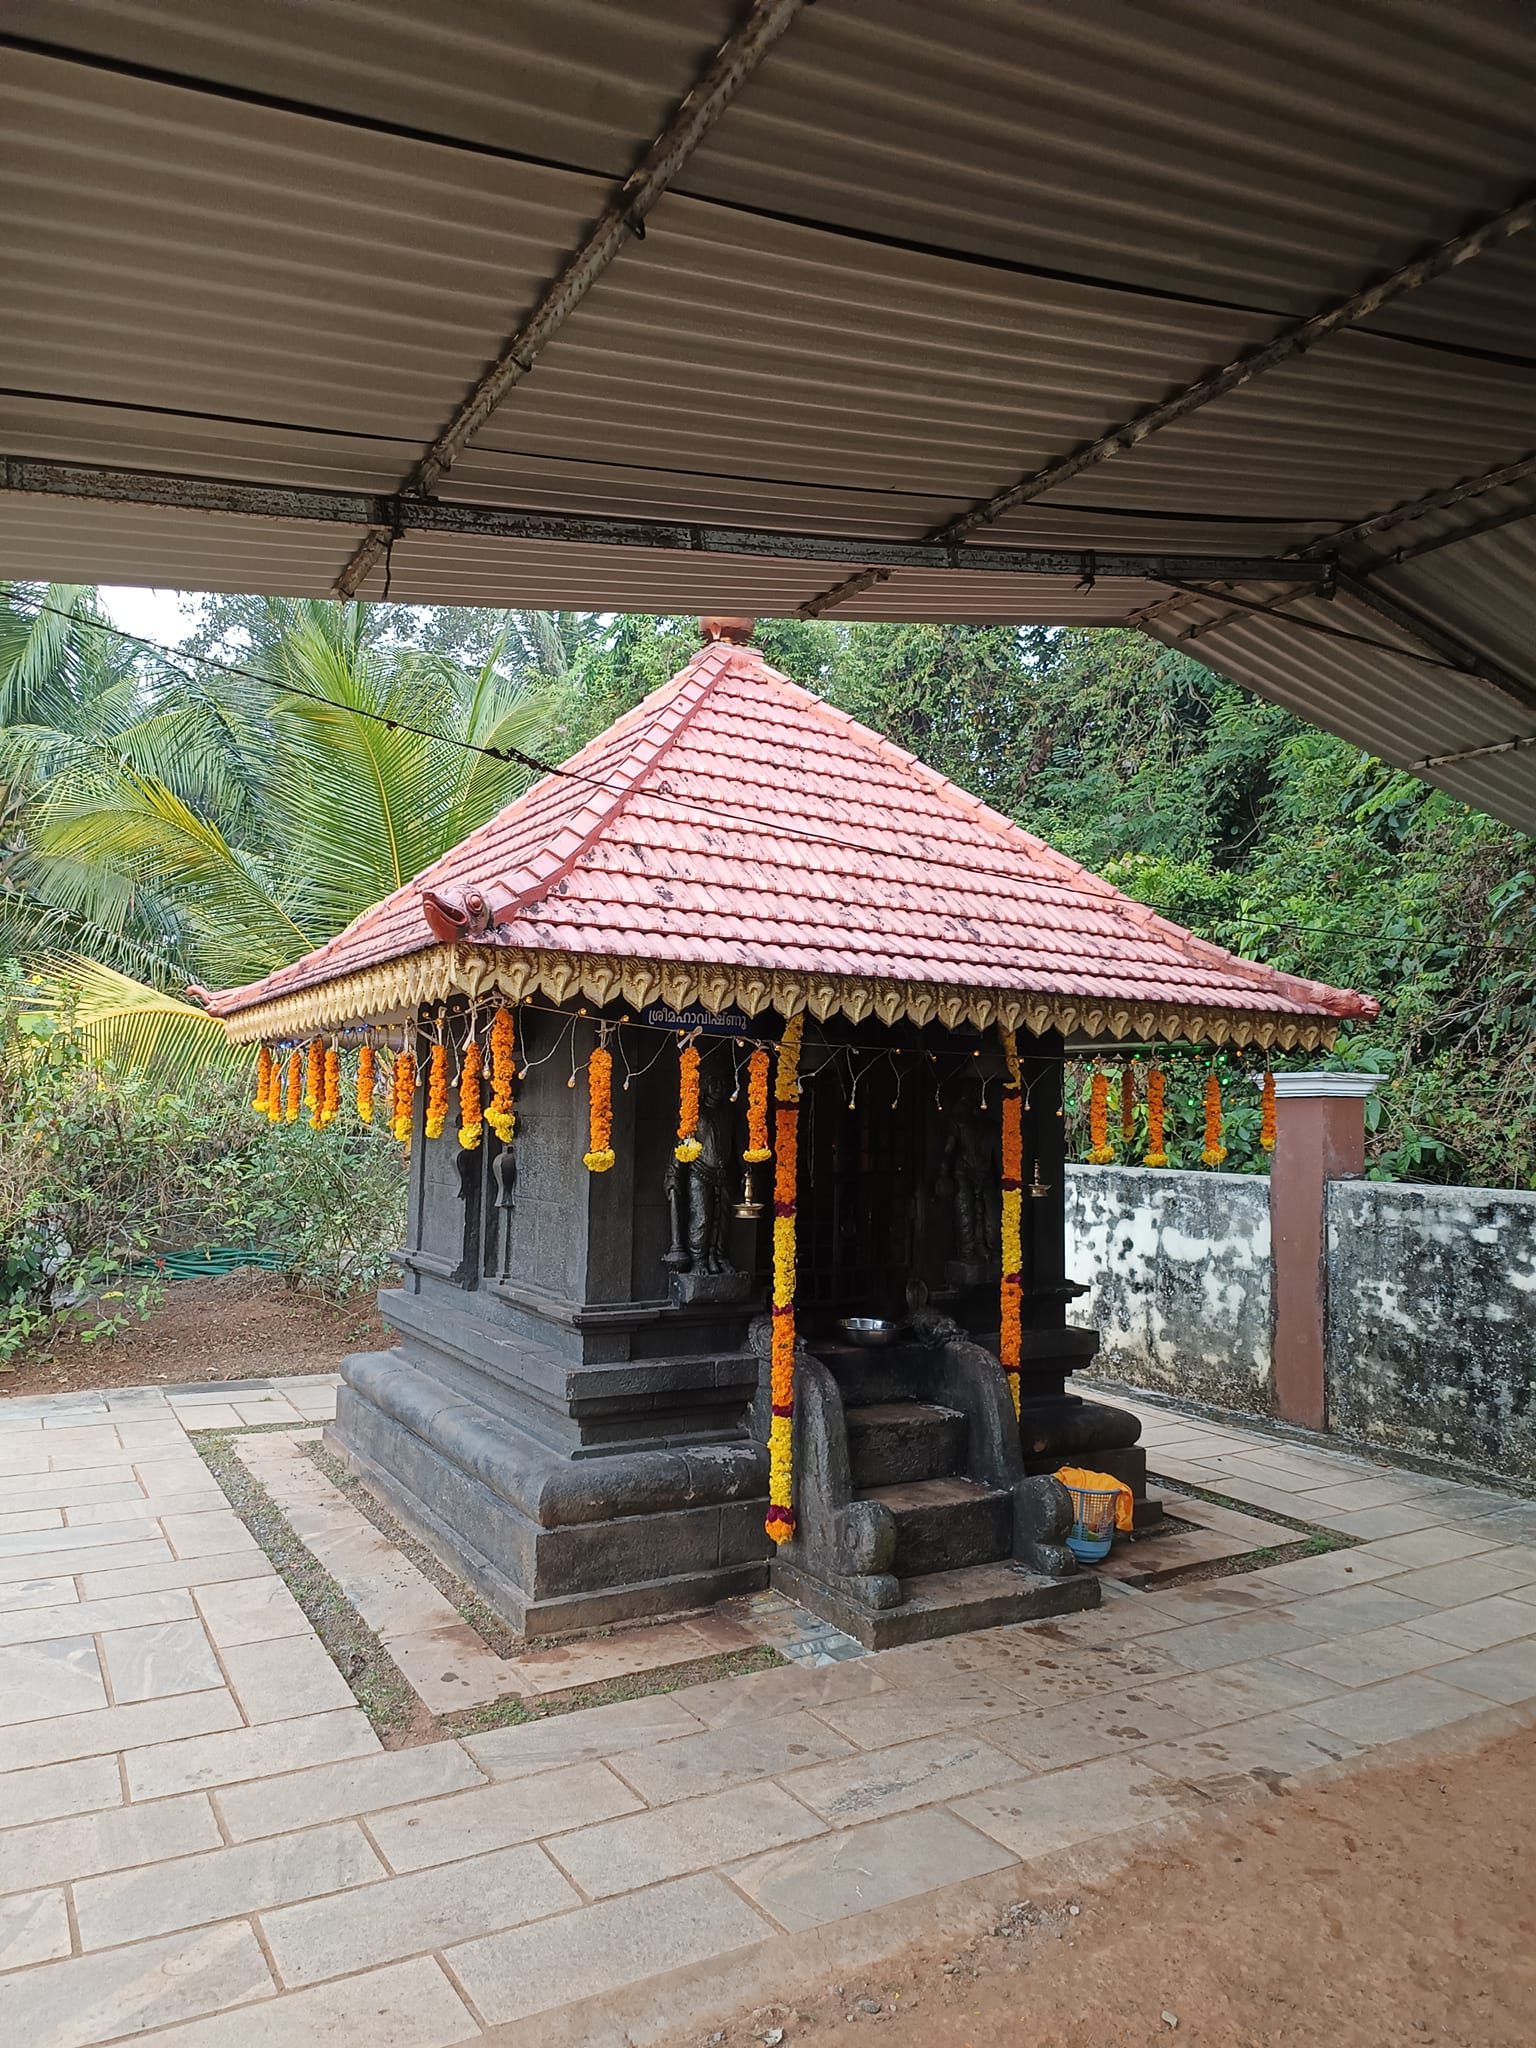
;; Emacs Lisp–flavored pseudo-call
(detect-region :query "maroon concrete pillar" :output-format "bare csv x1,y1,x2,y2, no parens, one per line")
1269,1073,1379,1430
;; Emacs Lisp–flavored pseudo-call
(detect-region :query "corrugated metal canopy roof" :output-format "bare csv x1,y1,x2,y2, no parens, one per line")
2,0,1535,827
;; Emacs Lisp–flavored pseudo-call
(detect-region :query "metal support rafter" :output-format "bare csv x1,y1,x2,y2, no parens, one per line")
330,0,807,599
804,184,1536,617
0,457,1336,588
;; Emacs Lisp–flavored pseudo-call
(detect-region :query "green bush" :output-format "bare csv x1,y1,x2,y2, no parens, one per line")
0,1020,406,1364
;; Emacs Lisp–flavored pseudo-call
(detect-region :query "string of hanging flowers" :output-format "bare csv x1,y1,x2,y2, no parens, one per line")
1201,1068,1227,1166
1259,1069,1277,1152
304,1038,323,1128
998,1025,1024,1419
321,1044,340,1127
743,1047,772,1164
487,1008,517,1143
766,1014,804,1544
267,1053,283,1124
252,1046,273,1116
674,1041,703,1163
1086,1070,1116,1163
391,1049,416,1145
284,1048,302,1124
1120,1065,1135,1146
356,1043,376,1123
583,1042,615,1171
458,1036,484,1150
1144,1068,1168,1167
425,1040,449,1140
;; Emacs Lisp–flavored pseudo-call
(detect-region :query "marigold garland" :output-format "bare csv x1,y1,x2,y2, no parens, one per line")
267,1053,283,1123
321,1044,340,1127
1201,1068,1227,1167
304,1038,323,1126
391,1050,416,1146
253,1045,273,1115
765,1014,804,1544
1120,1065,1136,1144
284,1047,302,1124
583,1045,615,1171
487,1007,517,1143
674,1042,703,1163
998,1025,1024,1419
1086,1070,1115,1163
356,1044,375,1123
1259,1069,1277,1151
1144,1068,1168,1167
743,1047,772,1164
458,1037,484,1150
424,1042,449,1140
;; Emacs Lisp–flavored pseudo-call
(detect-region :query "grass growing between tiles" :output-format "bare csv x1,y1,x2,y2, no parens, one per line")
191,1427,784,1740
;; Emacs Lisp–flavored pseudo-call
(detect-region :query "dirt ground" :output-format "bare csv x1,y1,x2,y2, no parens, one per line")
1,1274,384,1396
688,1725,1535,2048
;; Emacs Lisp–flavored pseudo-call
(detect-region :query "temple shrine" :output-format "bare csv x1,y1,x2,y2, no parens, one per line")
206,620,1375,1649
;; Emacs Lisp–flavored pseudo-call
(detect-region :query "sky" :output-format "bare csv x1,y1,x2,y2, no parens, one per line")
99,585,197,651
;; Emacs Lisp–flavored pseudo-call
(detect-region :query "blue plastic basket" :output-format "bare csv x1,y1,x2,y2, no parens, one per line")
1062,1483,1120,1563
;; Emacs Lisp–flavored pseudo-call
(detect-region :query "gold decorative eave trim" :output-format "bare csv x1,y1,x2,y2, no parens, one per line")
211,945,1345,1054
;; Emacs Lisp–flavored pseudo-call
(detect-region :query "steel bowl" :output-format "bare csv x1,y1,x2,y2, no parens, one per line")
837,1316,905,1348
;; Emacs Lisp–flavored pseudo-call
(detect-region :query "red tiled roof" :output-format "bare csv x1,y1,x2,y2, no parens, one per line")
207,640,1377,1025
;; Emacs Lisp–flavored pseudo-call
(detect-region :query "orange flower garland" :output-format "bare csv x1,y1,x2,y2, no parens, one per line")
458,1038,484,1150
1201,1068,1227,1167
424,1042,449,1140
583,1045,615,1171
267,1054,283,1123
1259,1069,1277,1152
1086,1070,1115,1163
252,1045,273,1115
304,1038,323,1126
284,1048,302,1124
765,1014,804,1544
998,1025,1024,1418
356,1044,376,1124
743,1047,772,1164
675,1042,702,1163
1120,1065,1135,1145
1144,1068,1168,1167
487,1008,517,1143
391,1050,416,1146
321,1044,340,1127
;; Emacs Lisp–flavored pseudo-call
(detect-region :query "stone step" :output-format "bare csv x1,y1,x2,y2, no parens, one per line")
770,1554,1098,1651
844,1401,967,1489
861,1475,1013,1577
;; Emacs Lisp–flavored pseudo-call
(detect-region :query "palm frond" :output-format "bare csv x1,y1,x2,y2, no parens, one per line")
29,955,242,1091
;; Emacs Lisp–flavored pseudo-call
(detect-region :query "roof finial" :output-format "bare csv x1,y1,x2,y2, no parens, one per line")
699,615,756,645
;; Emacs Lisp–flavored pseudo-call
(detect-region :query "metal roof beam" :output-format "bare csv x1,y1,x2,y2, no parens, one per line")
0,457,1333,587
1334,570,1536,716
805,185,1536,616
330,0,807,601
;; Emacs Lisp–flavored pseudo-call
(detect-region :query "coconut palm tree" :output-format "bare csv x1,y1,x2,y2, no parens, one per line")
1,588,570,1085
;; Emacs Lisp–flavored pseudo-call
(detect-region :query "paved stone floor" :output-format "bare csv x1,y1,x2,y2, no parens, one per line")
2,1379,1535,2047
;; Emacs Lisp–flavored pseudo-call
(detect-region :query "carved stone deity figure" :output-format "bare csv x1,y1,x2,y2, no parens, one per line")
935,1079,1001,1286
664,1067,739,1278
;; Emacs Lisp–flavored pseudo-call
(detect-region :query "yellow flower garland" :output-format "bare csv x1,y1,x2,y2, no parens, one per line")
766,1015,804,1544
1144,1067,1168,1167
267,1052,283,1123
321,1044,340,1127
253,1045,272,1115
487,1007,517,1143
675,1042,702,1163
998,1024,1023,1418
583,1045,615,1171
284,1047,302,1124
1086,1070,1115,1163
425,1042,449,1140
743,1047,772,1164
1201,1068,1227,1167
391,1049,416,1146
458,1038,484,1150
1259,1069,1277,1151
356,1044,375,1124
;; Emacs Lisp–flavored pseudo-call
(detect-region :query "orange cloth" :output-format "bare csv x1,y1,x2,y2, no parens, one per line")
1053,1465,1135,1533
